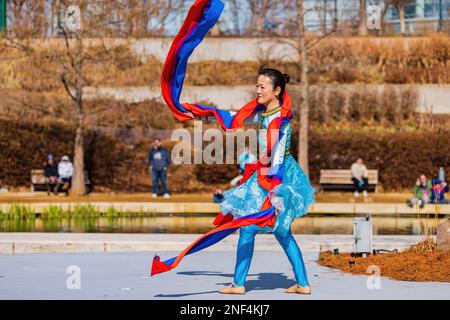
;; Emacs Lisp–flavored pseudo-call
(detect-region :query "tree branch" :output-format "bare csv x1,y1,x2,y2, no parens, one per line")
61,73,77,102
306,29,337,51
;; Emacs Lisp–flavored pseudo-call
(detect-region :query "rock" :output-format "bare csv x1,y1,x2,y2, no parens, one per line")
437,218,450,251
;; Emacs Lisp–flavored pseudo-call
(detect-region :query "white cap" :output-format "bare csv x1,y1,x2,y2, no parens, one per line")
61,155,70,161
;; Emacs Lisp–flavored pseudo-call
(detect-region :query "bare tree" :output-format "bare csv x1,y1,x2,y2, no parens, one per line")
155,0,183,36
2,0,149,196
245,0,292,36
7,0,49,37
358,0,368,36
294,0,337,176
229,0,241,35
394,0,406,35
246,0,270,35
386,0,408,35
297,0,309,176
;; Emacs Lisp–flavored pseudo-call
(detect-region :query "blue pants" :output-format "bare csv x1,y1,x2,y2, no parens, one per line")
151,168,168,194
233,224,309,287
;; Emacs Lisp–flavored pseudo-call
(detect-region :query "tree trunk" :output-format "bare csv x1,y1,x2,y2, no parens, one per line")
71,114,86,196
379,2,391,36
71,32,86,196
247,0,269,35
398,3,406,35
297,0,309,177
231,0,240,35
358,0,368,36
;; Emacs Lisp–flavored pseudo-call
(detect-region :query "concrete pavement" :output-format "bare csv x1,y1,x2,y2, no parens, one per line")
0,233,427,255
0,233,449,299
0,250,449,300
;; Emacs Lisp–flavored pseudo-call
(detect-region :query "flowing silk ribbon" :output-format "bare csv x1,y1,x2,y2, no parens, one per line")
152,0,293,276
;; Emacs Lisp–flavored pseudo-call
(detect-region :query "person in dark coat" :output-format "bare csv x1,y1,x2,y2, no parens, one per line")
44,154,59,195
148,138,171,198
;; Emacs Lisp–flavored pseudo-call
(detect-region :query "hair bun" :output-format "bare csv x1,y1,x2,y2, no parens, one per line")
258,65,267,74
283,73,290,84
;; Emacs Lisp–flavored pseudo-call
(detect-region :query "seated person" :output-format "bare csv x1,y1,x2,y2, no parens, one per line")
351,158,369,198
56,155,73,195
44,154,59,195
431,179,449,204
407,174,432,208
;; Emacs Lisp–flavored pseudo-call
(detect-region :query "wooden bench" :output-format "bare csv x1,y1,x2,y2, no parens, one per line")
31,169,92,192
319,169,379,192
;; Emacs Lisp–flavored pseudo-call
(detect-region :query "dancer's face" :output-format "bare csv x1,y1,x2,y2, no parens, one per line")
256,75,279,106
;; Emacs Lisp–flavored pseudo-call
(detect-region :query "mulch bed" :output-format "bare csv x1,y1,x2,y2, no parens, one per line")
317,240,450,282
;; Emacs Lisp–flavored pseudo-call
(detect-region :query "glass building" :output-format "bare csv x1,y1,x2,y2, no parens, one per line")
159,0,450,36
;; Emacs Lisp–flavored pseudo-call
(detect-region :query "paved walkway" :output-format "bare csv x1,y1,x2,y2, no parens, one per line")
0,233,426,254
0,233,449,299
0,250,449,300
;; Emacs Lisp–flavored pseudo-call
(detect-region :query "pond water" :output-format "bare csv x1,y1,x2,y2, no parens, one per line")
0,215,447,235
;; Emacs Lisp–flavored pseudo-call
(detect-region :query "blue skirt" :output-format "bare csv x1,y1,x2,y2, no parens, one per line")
219,155,315,236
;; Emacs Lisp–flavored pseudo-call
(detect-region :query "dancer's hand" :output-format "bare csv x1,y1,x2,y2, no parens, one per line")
185,111,195,119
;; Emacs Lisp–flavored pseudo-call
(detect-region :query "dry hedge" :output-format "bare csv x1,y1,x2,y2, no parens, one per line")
302,129,450,191
2,36,449,89
1,118,449,192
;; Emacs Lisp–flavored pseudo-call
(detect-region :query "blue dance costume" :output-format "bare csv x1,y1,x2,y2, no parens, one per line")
218,107,315,287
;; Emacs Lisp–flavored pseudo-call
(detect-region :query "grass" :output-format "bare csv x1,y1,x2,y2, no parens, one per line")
40,205,70,220
0,204,158,220
0,204,35,220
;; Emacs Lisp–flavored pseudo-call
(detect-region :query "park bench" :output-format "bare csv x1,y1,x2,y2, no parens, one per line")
319,169,379,192
30,169,91,193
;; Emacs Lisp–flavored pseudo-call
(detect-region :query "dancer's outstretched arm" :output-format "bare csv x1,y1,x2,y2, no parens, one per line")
196,111,261,125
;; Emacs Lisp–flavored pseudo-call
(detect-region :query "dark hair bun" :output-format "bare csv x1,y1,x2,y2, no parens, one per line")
258,65,267,74
257,67,289,97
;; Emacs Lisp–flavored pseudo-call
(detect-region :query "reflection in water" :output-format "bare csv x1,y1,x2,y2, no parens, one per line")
0,215,447,235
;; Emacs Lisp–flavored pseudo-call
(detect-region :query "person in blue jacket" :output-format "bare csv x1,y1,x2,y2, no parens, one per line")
431,179,449,204
148,138,171,199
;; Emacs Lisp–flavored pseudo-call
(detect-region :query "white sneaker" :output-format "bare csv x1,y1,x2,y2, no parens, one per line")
363,190,368,198
152,193,158,198
163,193,170,199
354,191,359,198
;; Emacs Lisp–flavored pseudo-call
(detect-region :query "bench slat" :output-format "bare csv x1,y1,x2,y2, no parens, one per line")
320,170,378,174
320,174,379,178
320,169,379,186
31,170,91,185
320,180,378,184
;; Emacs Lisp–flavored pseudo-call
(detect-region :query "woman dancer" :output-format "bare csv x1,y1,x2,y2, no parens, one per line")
194,67,315,295
152,0,314,296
